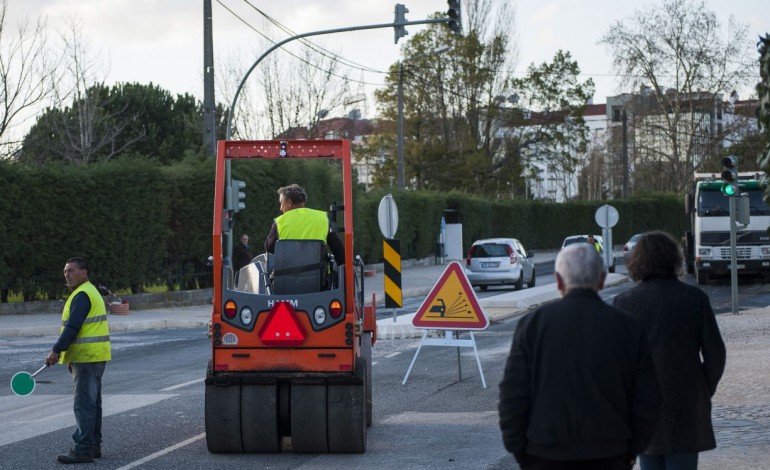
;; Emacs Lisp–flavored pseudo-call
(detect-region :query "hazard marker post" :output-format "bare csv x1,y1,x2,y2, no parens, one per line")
402,261,488,388
378,195,402,310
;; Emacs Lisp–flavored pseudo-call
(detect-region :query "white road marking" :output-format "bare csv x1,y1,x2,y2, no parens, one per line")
371,361,379,366
159,378,204,392
385,352,400,358
115,432,206,470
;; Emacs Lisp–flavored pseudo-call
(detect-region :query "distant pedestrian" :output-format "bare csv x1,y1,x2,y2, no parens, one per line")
45,257,111,464
613,231,725,470
498,243,660,470
232,233,253,273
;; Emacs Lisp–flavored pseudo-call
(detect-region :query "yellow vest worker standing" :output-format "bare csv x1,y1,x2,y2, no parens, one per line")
264,184,345,264
586,234,601,253
45,257,111,464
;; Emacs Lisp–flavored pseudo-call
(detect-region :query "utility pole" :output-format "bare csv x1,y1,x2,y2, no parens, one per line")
203,0,216,157
396,45,449,190
622,109,629,198
397,62,406,189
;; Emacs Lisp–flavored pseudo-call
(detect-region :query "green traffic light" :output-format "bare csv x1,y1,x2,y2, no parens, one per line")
722,183,738,196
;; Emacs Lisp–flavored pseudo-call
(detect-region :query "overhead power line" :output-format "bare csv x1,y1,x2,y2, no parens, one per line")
215,0,387,91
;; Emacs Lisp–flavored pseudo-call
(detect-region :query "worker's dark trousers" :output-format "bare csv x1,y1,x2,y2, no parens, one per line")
71,362,106,456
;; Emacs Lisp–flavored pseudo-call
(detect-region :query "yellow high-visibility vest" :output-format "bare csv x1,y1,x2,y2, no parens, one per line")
59,281,111,363
275,208,329,242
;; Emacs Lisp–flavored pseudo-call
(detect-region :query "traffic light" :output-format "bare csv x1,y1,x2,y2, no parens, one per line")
394,4,408,44
447,0,462,34
231,179,246,212
720,155,738,196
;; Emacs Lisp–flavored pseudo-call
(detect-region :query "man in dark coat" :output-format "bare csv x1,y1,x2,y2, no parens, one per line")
498,243,660,470
232,233,253,273
613,231,725,469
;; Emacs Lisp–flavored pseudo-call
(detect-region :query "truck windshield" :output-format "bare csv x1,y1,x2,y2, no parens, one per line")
698,189,770,217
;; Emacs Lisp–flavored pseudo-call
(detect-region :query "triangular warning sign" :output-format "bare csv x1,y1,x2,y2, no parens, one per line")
412,262,488,330
258,302,307,346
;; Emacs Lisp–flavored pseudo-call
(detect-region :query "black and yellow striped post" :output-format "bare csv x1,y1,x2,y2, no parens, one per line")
383,238,402,308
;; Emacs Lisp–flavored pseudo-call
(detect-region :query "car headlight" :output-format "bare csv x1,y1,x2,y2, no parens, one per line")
762,247,770,255
698,248,711,256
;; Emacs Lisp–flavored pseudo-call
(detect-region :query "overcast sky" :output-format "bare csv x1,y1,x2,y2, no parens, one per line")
8,0,770,118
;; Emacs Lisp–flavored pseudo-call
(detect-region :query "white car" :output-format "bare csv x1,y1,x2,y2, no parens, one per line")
623,233,642,262
560,235,616,273
465,238,536,290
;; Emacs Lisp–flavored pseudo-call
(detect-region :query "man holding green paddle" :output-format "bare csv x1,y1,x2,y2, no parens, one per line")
44,257,111,464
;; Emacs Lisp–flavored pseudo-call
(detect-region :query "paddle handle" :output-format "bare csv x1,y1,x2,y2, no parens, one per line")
31,364,48,378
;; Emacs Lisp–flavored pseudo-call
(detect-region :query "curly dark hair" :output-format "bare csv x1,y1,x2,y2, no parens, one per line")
625,231,683,282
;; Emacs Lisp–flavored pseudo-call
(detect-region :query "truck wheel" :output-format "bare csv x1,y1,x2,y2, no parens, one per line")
205,382,243,453
241,384,280,452
290,382,328,453
696,269,710,285
361,333,373,427
327,358,367,453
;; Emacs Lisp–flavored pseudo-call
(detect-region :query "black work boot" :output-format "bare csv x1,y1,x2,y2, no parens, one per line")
57,450,94,464
93,445,101,458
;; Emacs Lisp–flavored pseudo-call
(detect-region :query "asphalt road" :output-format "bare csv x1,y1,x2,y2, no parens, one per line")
0,259,759,469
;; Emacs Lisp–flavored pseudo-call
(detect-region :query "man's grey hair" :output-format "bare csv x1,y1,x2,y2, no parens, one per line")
555,243,605,290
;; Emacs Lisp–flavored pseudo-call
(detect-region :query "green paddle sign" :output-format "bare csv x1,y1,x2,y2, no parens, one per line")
10,365,47,396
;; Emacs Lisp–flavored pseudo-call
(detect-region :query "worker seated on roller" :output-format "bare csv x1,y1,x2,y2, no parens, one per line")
264,184,344,294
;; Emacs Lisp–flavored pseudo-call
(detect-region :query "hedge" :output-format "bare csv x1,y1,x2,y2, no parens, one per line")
0,158,686,301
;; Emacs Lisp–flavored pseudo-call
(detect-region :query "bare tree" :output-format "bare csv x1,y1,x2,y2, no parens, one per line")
217,37,352,140
0,0,59,158
600,0,757,192
260,47,350,139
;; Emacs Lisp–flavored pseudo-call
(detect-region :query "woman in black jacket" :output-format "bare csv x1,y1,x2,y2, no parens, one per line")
613,231,726,470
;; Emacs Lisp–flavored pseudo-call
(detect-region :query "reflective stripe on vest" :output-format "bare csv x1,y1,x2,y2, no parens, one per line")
275,208,329,242
60,281,112,364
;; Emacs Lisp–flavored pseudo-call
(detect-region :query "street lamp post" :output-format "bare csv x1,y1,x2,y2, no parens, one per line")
396,45,449,189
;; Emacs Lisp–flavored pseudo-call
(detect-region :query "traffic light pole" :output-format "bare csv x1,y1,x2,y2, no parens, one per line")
222,16,455,258
729,197,739,315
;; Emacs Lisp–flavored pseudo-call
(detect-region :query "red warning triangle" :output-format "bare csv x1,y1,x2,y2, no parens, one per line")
412,261,488,330
258,302,307,345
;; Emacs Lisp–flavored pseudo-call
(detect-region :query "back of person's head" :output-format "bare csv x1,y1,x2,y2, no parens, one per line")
277,184,307,205
626,231,683,281
555,243,604,291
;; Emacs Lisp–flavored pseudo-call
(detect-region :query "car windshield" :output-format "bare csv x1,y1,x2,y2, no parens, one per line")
698,188,770,217
473,243,508,257
563,237,586,247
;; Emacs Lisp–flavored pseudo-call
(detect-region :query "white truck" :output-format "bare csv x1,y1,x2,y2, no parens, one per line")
684,173,770,284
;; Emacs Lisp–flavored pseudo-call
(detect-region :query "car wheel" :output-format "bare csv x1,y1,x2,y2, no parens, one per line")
527,269,536,288
514,272,523,290
479,285,488,291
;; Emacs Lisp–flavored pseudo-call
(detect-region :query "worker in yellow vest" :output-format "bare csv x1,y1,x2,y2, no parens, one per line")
45,257,111,464
264,184,345,264
586,234,602,253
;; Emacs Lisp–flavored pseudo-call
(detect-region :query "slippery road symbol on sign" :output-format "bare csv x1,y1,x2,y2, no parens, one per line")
412,261,488,330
